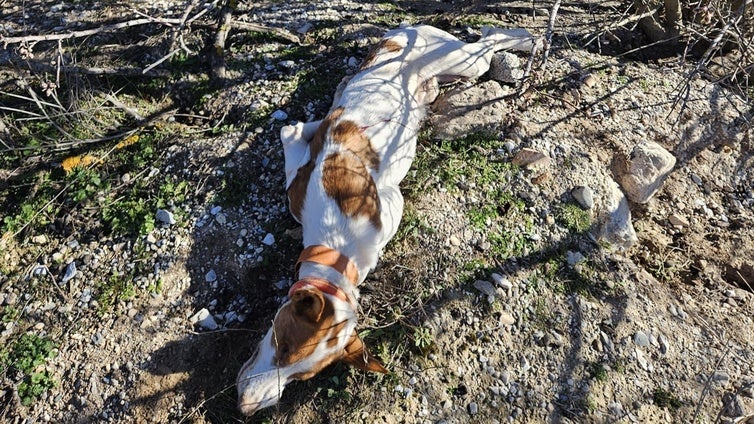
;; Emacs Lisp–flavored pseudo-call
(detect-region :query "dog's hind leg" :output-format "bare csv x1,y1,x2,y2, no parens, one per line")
416,27,538,82
281,120,322,189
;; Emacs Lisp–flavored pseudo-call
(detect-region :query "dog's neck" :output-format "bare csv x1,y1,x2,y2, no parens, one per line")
294,245,361,309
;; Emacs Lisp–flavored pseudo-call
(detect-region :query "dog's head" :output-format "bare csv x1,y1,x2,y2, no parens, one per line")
236,283,387,415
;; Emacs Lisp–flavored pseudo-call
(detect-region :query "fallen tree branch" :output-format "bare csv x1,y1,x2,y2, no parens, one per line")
0,58,171,77
582,5,661,42
0,17,184,45
231,21,301,44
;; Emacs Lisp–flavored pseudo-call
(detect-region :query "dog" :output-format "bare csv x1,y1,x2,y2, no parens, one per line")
236,24,538,415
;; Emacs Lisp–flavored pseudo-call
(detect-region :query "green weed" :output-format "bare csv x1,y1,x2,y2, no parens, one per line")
96,272,136,313
555,203,592,233
1,333,57,405
653,387,682,410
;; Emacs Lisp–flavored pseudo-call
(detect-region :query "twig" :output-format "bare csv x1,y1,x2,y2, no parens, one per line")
142,48,182,74
582,6,660,44
105,93,144,121
231,21,301,44
541,0,561,68
0,58,171,77
692,344,732,422
0,18,184,45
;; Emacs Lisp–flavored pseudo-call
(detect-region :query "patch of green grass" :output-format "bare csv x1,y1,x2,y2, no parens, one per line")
393,204,434,243
555,203,592,233
586,361,608,382
653,387,682,410
412,326,434,355
96,271,136,313
1,333,57,405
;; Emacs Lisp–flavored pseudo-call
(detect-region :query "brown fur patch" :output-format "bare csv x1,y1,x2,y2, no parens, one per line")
360,38,404,70
322,152,382,229
287,107,345,221
272,293,350,380
331,120,380,171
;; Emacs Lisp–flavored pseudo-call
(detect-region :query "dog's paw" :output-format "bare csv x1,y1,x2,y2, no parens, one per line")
280,123,304,145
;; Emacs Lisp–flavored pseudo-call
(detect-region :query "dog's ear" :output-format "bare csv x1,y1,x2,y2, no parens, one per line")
291,289,325,323
342,333,388,373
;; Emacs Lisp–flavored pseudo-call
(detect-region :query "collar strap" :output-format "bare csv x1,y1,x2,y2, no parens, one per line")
288,277,354,308
295,245,359,285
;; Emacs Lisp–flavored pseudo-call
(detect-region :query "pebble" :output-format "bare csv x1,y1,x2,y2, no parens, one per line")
205,269,217,283
262,233,275,246
691,173,702,185
215,213,227,225
271,110,288,121
32,234,48,244
189,308,218,330
499,312,515,326
61,261,77,283
566,251,585,266
668,214,689,227
210,206,222,215
491,273,512,290
571,186,594,209
659,334,670,354
156,209,176,225
633,331,650,347
474,280,497,297
468,402,479,415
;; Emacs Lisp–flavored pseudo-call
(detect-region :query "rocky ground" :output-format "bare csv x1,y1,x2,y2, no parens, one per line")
1,1,753,423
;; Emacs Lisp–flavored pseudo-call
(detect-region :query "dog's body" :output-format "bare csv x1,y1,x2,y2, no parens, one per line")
237,24,538,415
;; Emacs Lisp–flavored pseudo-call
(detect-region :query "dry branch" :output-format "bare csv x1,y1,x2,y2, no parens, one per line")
541,0,562,67
0,18,184,45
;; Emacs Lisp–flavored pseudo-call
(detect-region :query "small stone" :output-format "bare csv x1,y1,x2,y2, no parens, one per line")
408,376,417,385
712,371,730,384
262,233,275,246
347,57,359,68
499,312,515,326
635,348,649,370
668,214,689,227
566,251,585,266
691,173,702,185
205,269,217,283
449,235,461,246
278,60,296,70
468,402,479,415
572,186,594,209
189,308,218,331
612,141,676,203
491,273,512,290
658,334,670,354
271,110,288,121
474,280,497,298
297,22,313,34
583,74,597,88
32,234,47,244
61,261,77,283
634,331,650,347
210,206,222,215
155,209,176,225
215,213,227,225
512,148,550,170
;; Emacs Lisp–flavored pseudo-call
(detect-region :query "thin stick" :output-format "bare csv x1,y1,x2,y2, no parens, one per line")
105,93,144,121
0,18,184,45
582,6,660,42
541,0,561,68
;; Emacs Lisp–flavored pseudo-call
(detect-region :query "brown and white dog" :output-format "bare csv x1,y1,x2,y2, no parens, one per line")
237,24,538,415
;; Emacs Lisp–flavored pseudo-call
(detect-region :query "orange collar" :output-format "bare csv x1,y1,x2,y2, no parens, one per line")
295,244,360,285
288,277,352,306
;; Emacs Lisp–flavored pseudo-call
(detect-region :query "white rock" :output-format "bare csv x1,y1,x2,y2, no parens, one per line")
491,273,512,290
262,233,275,246
566,251,585,266
155,209,176,225
271,110,288,121
205,269,217,283
189,308,218,330
613,141,676,203
489,52,523,84
572,186,594,209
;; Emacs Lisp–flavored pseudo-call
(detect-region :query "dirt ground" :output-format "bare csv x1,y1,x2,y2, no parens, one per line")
1,1,752,423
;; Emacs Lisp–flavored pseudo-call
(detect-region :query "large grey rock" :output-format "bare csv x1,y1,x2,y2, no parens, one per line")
612,141,676,203
597,177,638,249
489,52,524,84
